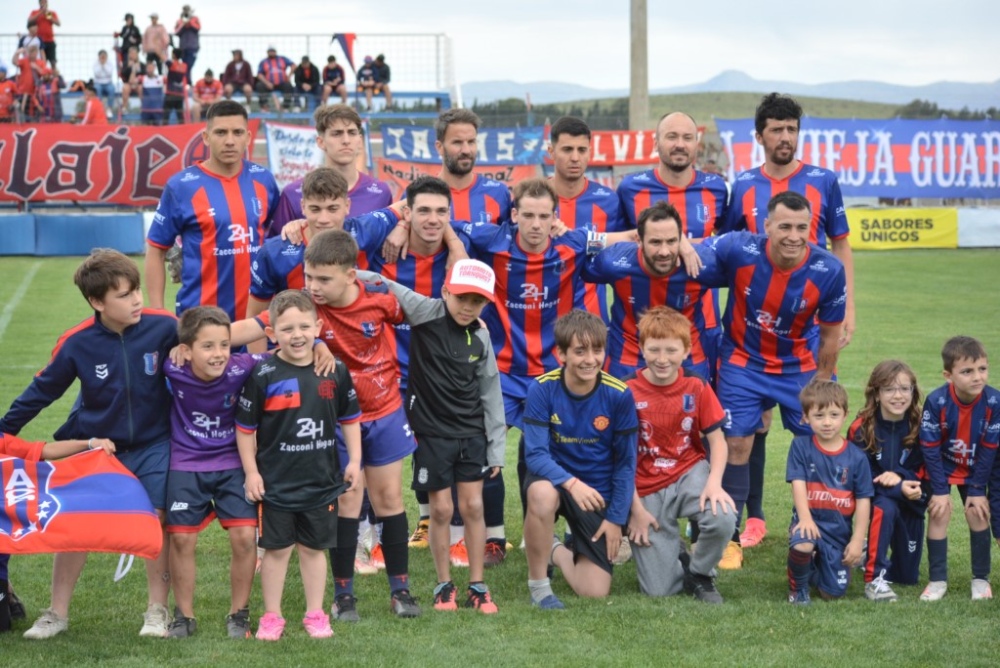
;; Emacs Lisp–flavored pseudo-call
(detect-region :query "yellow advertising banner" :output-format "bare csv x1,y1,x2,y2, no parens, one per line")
847,208,958,250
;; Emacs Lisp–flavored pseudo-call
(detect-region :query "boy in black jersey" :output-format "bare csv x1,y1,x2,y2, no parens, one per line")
236,290,362,640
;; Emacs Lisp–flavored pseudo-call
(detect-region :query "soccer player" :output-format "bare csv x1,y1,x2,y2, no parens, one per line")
523,310,638,607
920,336,999,601
146,100,279,322
786,380,872,604
2,250,177,639
435,108,511,225
698,190,848,569
547,116,625,319
269,104,392,237
626,306,734,602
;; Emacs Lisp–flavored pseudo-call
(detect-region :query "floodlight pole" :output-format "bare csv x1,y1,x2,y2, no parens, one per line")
629,0,649,130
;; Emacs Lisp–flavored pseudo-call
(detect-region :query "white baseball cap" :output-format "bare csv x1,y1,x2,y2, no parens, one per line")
445,259,495,302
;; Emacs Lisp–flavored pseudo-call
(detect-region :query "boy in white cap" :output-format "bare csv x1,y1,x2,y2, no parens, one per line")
357,260,505,614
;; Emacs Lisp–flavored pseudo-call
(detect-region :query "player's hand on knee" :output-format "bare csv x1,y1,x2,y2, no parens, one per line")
593,520,621,561
627,507,658,546
928,494,952,520
900,480,922,501
792,518,821,541
699,482,735,516
964,495,990,524
569,480,605,512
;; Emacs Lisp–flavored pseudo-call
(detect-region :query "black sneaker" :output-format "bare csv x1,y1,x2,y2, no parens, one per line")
166,608,197,638
332,593,361,622
225,607,251,639
678,547,692,576
684,572,724,604
8,584,26,621
390,589,422,618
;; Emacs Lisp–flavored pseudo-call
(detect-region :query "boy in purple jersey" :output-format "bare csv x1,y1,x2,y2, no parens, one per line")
920,336,999,602
786,380,872,605
146,100,279,322
269,104,392,238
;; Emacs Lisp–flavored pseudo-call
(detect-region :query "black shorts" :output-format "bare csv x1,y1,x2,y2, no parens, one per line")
524,472,614,575
164,95,184,111
258,500,339,550
412,433,488,492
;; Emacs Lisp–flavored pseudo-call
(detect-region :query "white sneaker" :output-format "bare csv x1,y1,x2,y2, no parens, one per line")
23,608,69,639
971,578,993,600
354,542,378,575
865,575,898,602
920,580,948,601
139,603,170,637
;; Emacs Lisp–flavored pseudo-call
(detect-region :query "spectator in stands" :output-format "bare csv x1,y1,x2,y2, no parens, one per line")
255,45,294,112
143,13,170,73
293,55,320,111
13,43,49,122
163,48,189,125
0,67,17,123
93,49,116,116
120,47,143,112
321,55,348,105
373,54,393,108
192,68,222,122
140,60,165,126
174,5,200,84
222,48,255,106
17,19,43,53
37,66,64,123
28,0,60,65
78,81,110,125
356,56,379,111
117,13,143,62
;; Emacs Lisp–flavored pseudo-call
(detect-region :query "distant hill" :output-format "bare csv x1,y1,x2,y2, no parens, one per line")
462,70,1000,112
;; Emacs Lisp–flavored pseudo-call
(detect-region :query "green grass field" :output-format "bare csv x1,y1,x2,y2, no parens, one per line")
1,249,999,666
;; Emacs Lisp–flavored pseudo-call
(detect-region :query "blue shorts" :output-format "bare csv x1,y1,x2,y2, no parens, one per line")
117,440,169,510
717,362,815,438
790,526,852,598
501,373,535,431
336,405,417,469
165,468,258,533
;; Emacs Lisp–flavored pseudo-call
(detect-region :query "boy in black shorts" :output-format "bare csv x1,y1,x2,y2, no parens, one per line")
357,259,505,614
236,290,362,640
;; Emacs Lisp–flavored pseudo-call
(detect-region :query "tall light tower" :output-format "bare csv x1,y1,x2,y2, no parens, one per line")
629,0,649,130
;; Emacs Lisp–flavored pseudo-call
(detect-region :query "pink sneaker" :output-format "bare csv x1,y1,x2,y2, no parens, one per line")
302,610,333,638
255,612,285,641
740,518,767,548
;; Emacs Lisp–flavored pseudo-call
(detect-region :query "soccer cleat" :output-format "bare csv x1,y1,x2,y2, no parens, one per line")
449,539,470,567
139,603,170,638
225,608,252,639
302,610,333,639
484,537,508,568
971,579,993,600
612,537,633,566
740,518,768,548
532,594,565,610
166,607,197,638
255,612,286,641
332,594,360,622
684,572,724,604
370,543,386,570
718,541,743,570
466,584,499,614
433,581,459,611
865,575,898,602
23,608,69,640
920,580,948,602
408,519,430,548
788,588,812,606
390,590,422,618
8,585,26,620
355,541,379,575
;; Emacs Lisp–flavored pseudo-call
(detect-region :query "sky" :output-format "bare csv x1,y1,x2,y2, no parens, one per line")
9,0,997,89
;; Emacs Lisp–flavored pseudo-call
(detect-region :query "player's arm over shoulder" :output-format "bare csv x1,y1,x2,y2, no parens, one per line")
355,269,441,325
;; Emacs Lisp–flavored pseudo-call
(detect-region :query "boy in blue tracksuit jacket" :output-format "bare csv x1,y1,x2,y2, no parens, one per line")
0,249,178,639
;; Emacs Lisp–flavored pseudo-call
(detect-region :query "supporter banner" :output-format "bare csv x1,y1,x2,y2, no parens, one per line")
0,451,163,559
264,120,374,190
375,158,537,199
716,118,1000,199
0,120,261,205
847,207,958,250
577,130,659,167
381,124,545,165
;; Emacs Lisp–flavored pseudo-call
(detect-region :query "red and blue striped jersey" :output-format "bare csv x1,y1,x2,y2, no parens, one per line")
451,174,511,225
460,221,593,377
581,243,713,379
700,231,847,374
720,163,849,246
148,160,279,320
249,208,398,300
257,56,293,85
920,384,1000,496
555,178,626,319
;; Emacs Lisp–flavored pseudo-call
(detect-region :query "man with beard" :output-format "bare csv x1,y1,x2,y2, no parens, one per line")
435,109,512,226
718,93,856,557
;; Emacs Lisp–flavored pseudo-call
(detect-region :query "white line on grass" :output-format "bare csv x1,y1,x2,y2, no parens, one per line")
0,261,42,343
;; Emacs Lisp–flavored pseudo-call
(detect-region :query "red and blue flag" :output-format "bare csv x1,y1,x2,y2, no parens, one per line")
331,33,358,73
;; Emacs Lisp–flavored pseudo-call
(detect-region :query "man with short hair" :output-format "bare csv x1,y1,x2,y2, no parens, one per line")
372,54,393,108
255,46,294,112
436,108,511,225
142,13,170,73
293,55,320,110
222,49,254,105
173,4,200,84
192,68,222,122
27,0,59,65
356,56,379,111
321,55,348,105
